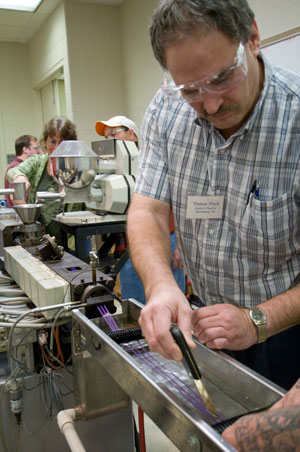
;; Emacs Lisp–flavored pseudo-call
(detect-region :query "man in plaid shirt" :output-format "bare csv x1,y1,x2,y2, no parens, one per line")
127,0,300,396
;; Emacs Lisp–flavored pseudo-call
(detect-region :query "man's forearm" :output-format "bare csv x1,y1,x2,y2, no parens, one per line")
223,406,300,451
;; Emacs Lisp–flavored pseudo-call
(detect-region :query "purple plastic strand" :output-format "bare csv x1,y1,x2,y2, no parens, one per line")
102,304,119,330
98,305,220,420
99,305,119,331
122,341,217,421
97,305,118,331
97,306,115,330
123,341,213,419
136,340,221,421
98,305,118,331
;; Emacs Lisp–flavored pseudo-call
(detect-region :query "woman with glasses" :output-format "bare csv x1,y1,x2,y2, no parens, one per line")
7,117,77,243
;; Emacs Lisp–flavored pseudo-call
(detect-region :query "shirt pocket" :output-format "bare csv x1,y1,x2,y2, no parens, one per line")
240,190,300,268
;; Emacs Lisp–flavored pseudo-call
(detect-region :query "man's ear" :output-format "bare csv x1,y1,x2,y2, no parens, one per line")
248,20,261,57
22,146,29,156
128,129,136,140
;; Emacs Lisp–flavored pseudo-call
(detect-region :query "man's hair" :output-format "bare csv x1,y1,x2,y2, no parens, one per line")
150,0,255,69
42,116,77,144
15,135,38,157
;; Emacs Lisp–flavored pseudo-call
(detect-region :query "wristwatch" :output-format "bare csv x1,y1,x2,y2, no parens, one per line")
249,308,267,343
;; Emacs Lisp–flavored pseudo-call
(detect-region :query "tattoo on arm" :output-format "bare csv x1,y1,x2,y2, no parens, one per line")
233,406,300,452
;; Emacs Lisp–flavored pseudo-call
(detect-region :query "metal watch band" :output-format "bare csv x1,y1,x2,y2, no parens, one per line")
256,323,266,343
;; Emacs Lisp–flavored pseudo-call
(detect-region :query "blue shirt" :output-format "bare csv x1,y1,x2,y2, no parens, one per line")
135,56,300,308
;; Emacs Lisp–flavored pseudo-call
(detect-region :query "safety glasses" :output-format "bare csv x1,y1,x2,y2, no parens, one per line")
162,42,248,103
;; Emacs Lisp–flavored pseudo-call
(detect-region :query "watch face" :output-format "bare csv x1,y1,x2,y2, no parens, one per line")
251,309,266,323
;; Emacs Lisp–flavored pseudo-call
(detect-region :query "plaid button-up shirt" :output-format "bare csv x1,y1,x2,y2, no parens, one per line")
135,55,300,308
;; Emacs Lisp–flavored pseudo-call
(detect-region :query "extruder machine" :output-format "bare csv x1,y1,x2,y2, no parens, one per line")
0,141,285,452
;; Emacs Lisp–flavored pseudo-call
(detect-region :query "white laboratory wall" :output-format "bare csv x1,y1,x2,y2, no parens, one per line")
28,2,67,89
27,2,69,132
0,0,300,188
248,0,300,41
63,0,126,145
0,43,38,184
119,0,163,133
0,2,67,185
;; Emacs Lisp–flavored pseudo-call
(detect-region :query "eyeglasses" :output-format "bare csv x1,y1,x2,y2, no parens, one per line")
47,137,62,146
105,127,128,139
162,42,248,103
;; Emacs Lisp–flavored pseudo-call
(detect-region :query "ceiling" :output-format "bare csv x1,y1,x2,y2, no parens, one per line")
0,0,124,43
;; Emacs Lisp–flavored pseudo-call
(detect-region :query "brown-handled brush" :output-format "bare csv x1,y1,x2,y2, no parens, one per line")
170,325,219,418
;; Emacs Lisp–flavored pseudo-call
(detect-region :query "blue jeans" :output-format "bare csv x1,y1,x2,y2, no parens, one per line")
119,232,186,304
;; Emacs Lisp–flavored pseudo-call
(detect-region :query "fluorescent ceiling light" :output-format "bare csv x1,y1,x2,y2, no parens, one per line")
0,0,43,12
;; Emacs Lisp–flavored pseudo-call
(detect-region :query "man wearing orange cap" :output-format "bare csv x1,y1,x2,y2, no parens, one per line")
95,116,186,303
95,115,139,142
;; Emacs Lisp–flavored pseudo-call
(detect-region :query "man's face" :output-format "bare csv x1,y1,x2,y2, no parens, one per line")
104,126,136,142
27,140,40,157
46,132,62,155
165,25,262,138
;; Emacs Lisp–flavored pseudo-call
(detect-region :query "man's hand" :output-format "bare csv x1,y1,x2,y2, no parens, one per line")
138,286,195,361
192,304,257,350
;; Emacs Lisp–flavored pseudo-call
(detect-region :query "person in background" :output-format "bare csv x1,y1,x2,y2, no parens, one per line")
7,117,77,243
127,0,300,393
95,115,186,303
4,135,40,207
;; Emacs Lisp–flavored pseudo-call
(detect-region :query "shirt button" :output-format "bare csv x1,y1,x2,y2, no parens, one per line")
215,189,221,195
209,229,214,235
206,266,213,272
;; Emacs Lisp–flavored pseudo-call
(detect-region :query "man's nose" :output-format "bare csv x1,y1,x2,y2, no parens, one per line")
192,91,224,116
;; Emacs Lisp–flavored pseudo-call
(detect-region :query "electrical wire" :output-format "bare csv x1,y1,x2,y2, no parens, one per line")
7,302,85,366
0,297,30,304
0,321,63,329
22,375,53,435
0,272,13,283
44,344,72,374
0,308,32,315
0,289,25,296
14,423,21,452
21,365,72,436
39,343,62,371
49,308,65,352
55,327,64,364
0,366,22,452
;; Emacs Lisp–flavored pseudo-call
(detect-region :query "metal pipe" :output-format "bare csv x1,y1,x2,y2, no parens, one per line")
0,189,14,195
89,251,98,285
35,191,64,202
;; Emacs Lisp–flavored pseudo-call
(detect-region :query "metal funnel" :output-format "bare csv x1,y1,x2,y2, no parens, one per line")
49,140,97,190
13,204,43,225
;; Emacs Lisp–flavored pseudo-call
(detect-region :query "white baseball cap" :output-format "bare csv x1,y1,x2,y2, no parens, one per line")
95,115,138,137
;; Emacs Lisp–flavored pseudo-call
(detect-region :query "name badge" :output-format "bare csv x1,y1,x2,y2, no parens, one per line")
186,196,224,219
